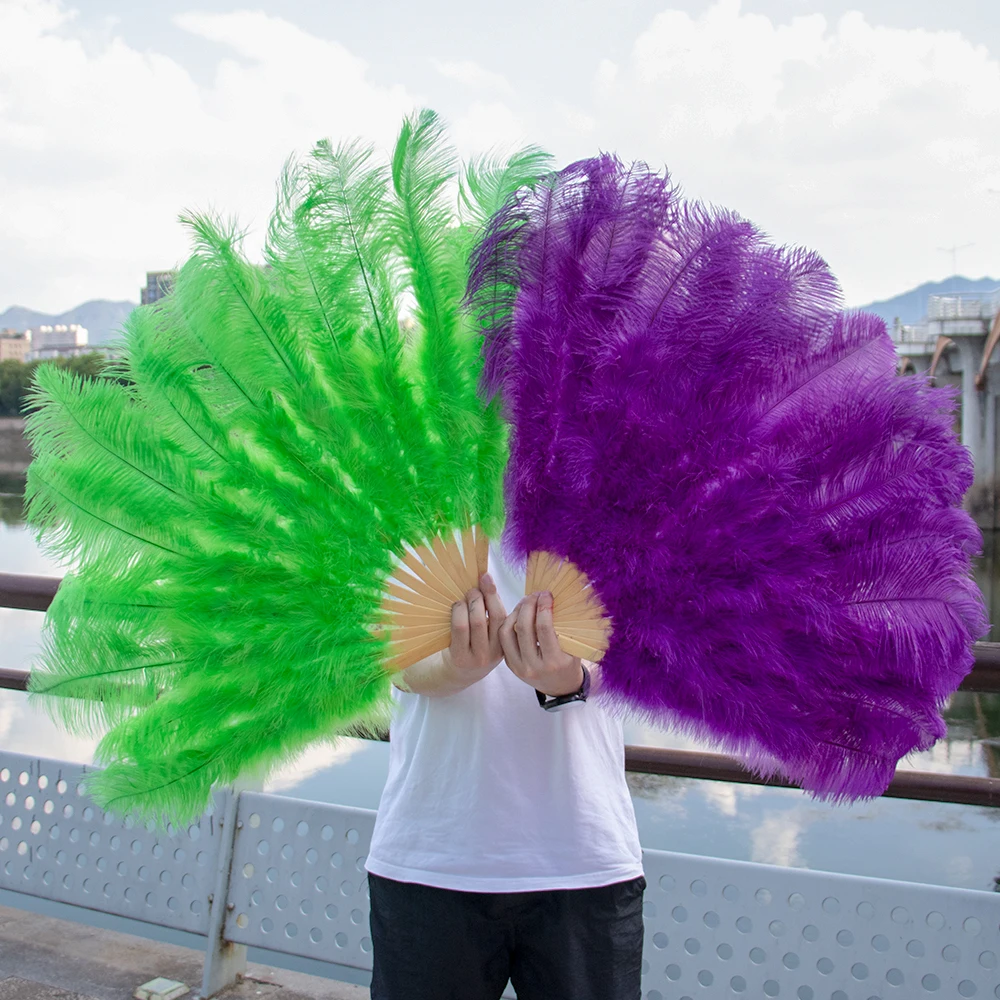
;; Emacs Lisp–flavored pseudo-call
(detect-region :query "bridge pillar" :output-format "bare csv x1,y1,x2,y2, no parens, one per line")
954,337,998,528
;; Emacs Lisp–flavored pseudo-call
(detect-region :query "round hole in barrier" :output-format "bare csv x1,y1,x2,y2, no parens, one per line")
797,987,814,1000
755,888,772,905
697,970,713,987
664,965,681,981
18,771,29,786
722,884,739,903
236,913,249,929
297,821,309,836
321,825,333,841
817,957,834,975
822,896,840,915
346,828,359,845
749,947,766,965
243,863,254,878
325,904,338,920
783,952,800,969
872,934,890,952
922,974,941,992
964,917,982,936
672,906,688,923
891,906,910,925
272,817,284,833
856,901,875,919
309,927,322,943
703,910,720,928
659,874,675,891
736,916,752,933
652,932,668,949
684,937,699,954
716,943,733,960
730,978,746,994
851,962,869,980
690,879,707,896
261,917,273,933
837,929,854,947
943,944,961,962
335,932,348,948
926,911,945,930
907,939,925,958
331,852,343,868
276,894,288,910
886,968,904,987
958,981,977,998
763,981,778,997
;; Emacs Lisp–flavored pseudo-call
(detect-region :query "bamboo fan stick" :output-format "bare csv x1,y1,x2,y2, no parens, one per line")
380,531,492,672
528,551,614,663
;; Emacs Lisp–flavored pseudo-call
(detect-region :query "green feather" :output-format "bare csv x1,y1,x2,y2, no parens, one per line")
25,111,552,823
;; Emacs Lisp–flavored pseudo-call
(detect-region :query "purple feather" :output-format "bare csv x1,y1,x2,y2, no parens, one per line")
469,155,987,801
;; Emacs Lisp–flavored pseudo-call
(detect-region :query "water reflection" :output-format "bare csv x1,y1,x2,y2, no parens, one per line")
2,484,1000,891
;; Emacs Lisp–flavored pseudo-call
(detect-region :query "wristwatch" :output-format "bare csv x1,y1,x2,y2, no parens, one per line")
536,663,590,712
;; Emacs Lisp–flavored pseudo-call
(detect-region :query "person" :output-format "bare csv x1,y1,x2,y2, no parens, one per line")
365,545,645,1000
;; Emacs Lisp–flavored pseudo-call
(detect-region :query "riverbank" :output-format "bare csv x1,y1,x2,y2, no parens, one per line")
0,418,30,475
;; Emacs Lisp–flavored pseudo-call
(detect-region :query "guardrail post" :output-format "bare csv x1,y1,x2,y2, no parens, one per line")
200,776,259,999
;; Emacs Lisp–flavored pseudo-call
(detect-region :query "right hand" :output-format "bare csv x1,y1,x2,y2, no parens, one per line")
396,573,507,695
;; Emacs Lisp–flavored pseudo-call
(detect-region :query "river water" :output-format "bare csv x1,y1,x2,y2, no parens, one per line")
1,474,998,893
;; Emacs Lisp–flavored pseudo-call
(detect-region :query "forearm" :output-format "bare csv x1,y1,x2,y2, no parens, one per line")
393,648,484,697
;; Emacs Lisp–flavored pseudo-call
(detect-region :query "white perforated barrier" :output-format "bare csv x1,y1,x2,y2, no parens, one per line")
223,791,376,967
639,850,1000,1000
2,749,999,999
0,751,224,935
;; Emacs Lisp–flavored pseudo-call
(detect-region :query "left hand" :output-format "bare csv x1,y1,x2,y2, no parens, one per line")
500,591,585,697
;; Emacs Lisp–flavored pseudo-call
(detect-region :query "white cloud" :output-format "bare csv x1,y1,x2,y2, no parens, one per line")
0,1,419,311
433,58,513,95
589,0,1000,303
750,810,806,867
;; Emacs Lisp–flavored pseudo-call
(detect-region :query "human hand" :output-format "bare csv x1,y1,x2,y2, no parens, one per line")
397,573,507,696
500,591,585,697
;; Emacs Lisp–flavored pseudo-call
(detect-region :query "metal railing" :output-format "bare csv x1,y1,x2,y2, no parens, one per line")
2,571,999,810
928,290,1000,322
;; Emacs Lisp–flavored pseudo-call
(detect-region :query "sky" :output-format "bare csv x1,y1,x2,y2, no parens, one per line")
1,0,999,314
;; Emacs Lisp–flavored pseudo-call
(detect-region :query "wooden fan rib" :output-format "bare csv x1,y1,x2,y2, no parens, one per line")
401,549,461,604
443,532,475,592
461,528,479,590
385,622,453,641
387,571,455,612
430,535,469,596
474,527,489,580
382,608,451,628
386,634,452,671
557,636,606,661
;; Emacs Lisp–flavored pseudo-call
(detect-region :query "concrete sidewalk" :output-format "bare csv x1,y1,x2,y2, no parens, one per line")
0,906,368,1000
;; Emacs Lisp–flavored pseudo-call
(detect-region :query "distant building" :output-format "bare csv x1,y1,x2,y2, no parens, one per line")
0,329,29,362
141,270,176,305
26,324,90,361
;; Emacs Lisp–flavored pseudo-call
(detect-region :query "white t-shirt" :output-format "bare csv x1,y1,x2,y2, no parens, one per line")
365,546,643,893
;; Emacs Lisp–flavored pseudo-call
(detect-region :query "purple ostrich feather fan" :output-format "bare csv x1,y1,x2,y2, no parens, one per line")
468,155,987,801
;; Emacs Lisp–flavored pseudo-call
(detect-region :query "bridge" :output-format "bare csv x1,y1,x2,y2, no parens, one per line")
892,288,1000,527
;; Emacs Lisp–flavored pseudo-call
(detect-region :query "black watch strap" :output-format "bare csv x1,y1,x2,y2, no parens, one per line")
536,664,590,711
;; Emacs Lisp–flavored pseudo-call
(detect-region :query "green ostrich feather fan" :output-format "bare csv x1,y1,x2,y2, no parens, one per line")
25,110,552,822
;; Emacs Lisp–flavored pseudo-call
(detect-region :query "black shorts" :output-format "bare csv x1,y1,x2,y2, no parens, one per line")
368,872,646,1000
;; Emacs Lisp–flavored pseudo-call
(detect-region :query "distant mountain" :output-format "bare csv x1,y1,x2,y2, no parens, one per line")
857,276,999,327
0,300,137,345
